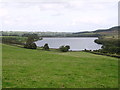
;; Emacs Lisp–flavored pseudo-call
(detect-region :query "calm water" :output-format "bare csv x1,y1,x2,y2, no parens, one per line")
35,37,102,51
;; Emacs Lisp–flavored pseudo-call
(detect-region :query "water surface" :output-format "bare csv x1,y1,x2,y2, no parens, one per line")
36,37,102,51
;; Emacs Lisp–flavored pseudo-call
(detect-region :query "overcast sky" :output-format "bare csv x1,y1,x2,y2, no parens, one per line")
0,0,119,32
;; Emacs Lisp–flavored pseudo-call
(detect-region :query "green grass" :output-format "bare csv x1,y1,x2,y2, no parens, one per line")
1,36,27,45
0,43,2,89
2,44,118,88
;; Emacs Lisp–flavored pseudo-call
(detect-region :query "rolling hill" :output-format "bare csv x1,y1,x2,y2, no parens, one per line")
73,26,119,37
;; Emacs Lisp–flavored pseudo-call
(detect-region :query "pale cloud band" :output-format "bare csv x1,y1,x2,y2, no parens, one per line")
0,0,119,32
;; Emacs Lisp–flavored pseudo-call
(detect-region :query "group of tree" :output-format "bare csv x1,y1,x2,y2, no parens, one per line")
24,34,40,49
24,34,50,50
1,31,100,37
1,31,73,37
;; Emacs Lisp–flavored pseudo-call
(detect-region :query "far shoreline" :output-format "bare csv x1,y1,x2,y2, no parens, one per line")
40,36,98,38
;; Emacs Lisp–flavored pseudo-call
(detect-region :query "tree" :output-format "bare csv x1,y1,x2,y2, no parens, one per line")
24,34,40,49
43,43,49,50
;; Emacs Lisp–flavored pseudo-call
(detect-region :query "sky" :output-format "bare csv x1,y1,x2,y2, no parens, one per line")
0,0,119,32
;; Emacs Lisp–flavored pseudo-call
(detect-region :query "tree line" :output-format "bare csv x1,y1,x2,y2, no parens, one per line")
1,31,99,37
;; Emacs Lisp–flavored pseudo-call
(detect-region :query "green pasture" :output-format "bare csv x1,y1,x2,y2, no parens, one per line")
2,44,118,88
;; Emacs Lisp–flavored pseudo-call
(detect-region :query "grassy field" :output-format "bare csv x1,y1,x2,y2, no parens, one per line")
0,43,2,89
2,44,118,88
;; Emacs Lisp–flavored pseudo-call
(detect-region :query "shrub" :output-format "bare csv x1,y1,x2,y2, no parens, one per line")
24,43,37,49
84,49,91,52
43,43,49,50
65,45,70,49
31,43,37,49
59,45,70,52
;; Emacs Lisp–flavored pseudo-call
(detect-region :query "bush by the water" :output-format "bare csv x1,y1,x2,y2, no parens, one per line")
43,43,49,50
59,45,70,52
84,49,91,52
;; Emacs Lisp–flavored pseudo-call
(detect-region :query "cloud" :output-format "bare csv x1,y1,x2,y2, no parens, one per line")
0,8,8,17
0,0,118,32
1,0,119,3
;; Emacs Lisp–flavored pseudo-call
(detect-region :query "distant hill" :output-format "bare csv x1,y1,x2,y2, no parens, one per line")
93,26,119,36
93,26,119,33
73,26,119,37
73,31,91,34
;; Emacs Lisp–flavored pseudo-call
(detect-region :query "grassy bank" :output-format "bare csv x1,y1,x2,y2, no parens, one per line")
2,44,118,88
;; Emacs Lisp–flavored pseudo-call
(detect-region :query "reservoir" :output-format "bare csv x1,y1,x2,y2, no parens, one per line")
36,37,102,51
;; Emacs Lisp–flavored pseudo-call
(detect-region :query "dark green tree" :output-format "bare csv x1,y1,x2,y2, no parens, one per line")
24,34,40,49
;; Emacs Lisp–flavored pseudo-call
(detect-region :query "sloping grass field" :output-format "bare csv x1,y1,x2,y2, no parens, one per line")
2,44,118,88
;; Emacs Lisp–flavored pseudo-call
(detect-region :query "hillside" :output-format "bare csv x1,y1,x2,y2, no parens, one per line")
2,44,118,88
73,26,119,37
93,26,119,33
93,26,119,37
